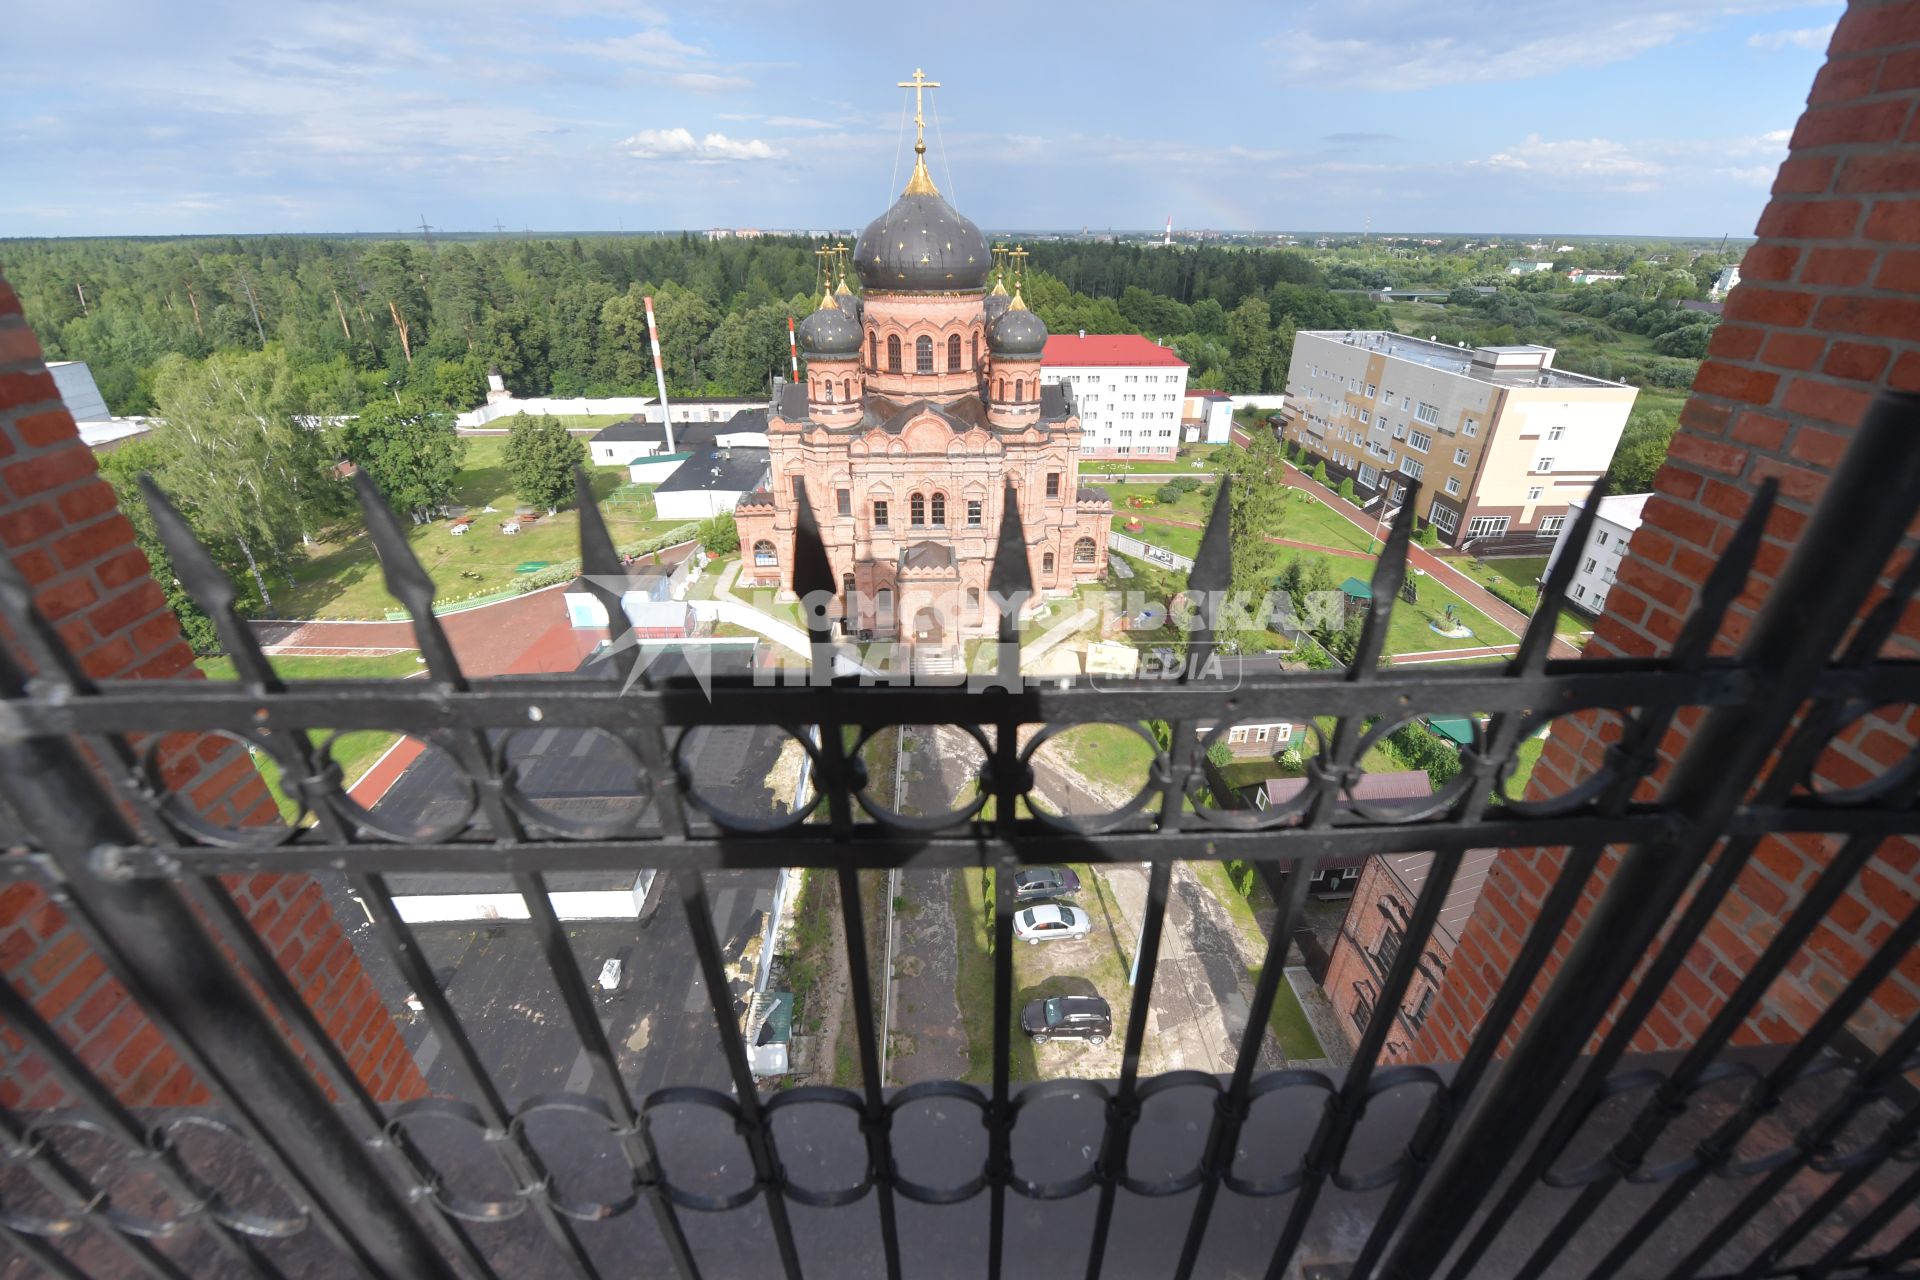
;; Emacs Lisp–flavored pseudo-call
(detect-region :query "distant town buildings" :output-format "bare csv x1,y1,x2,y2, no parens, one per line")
1039,333,1188,460
1543,491,1650,615
1506,260,1556,275
1567,269,1627,285
1710,264,1742,302
1280,332,1637,549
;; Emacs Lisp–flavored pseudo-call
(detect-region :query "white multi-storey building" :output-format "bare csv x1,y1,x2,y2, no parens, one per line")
1041,333,1188,460
1543,492,1650,616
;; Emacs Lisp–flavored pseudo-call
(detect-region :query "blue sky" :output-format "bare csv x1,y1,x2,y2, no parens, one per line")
1,0,1840,238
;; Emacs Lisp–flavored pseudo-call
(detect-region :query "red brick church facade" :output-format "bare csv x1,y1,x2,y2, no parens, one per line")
733,132,1111,646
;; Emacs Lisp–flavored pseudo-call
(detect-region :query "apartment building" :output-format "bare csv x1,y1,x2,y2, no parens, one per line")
1279,331,1637,549
1040,333,1187,460
1541,491,1650,616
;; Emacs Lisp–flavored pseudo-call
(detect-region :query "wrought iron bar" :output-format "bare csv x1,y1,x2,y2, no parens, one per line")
1384,389,1920,1280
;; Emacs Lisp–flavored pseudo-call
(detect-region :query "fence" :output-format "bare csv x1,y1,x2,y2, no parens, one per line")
2,395,1920,1278
1106,530,1194,571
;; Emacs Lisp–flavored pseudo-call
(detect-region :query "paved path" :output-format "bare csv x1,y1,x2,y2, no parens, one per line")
251,583,596,675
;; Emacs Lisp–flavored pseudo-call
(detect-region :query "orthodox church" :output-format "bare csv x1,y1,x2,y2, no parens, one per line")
732,73,1112,649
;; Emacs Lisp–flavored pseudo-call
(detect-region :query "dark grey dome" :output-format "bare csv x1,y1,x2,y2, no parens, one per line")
983,289,1011,323
797,304,859,358
855,192,990,293
988,305,1048,357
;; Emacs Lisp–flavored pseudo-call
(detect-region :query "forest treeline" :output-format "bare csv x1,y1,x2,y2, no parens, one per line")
2,235,1393,417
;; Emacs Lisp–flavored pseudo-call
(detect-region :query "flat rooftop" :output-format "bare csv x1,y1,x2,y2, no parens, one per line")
1302,330,1628,391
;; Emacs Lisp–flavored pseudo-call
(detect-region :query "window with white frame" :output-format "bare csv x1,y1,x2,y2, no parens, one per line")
1535,457,1553,472
1548,424,1564,441
1229,727,1248,744
1392,422,1407,440
1360,410,1371,424
1464,419,1478,437
1596,531,1608,546
1574,584,1585,600
1409,430,1431,453
1454,447,1470,466
1445,476,1461,496
1539,515,1565,535
1428,501,1459,534
1467,515,1509,538
1366,384,1377,398
1584,556,1598,573
1254,726,1269,742
1400,457,1424,480
1527,486,1542,501
1415,402,1439,425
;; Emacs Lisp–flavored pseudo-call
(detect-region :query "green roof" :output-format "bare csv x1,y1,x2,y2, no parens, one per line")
1338,577,1373,599
631,451,691,465
1425,716,1476,747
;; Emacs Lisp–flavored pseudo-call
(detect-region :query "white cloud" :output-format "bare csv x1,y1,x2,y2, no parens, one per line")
1748,22,1835,49
619,128,780,163
1471,129,1791,194
1270,1,1836,90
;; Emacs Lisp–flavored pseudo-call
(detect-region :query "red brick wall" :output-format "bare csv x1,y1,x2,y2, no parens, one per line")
0,270,424,1107
1322,857,1450,1061
1414,0,1920,1065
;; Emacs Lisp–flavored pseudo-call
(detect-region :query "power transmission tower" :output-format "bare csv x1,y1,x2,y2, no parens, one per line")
493,220,507,236
416,214,435,245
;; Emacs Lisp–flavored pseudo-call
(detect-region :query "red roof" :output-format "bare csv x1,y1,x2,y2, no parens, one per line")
1042,334,1187,368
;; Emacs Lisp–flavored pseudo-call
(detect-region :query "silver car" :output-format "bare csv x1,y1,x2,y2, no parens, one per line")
1012,903,1092,945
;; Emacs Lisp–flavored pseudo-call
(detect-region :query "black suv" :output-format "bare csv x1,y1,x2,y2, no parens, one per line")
1019,994,1113,1045
1012,866,1082,902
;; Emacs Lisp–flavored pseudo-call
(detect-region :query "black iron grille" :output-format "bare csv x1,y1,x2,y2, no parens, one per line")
3,393,1920,1279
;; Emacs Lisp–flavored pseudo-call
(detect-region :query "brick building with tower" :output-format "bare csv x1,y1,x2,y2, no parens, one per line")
732,77,1111,650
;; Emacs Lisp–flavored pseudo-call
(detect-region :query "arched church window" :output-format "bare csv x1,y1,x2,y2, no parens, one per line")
1015,378,1025,402
972,334,979,369
876,587,894,623
753,540,778,568
888,334,902,372
931,494,946,526
870,332,878,368
910,493,926,526
1073,537,1097,565
823,381,835,402
1042,552,1055,574
996,379,1005,400
948,334,962,371
916,335,934,374
842,572,856,608
967,587,981,615
842,379,851,399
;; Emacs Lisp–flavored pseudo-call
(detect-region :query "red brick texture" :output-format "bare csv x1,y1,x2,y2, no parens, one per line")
1413,1,1920,1066
1321,858,1452,1062
0,272,423,1108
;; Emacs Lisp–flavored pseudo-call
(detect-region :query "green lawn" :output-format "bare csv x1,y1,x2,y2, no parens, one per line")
1033,722,1159,802
196,653,424,681
1079,445,1228,475
1447,556,1590,637
273,437,685,619
195,653,422,818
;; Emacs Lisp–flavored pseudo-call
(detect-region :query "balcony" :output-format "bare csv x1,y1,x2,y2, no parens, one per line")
3,399,1920,1279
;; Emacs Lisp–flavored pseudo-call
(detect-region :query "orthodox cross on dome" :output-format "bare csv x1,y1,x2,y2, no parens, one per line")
1008,244,1030,309
897,67,941,196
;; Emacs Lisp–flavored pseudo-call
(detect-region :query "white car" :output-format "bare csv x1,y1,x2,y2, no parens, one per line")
1013,903,1092,945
